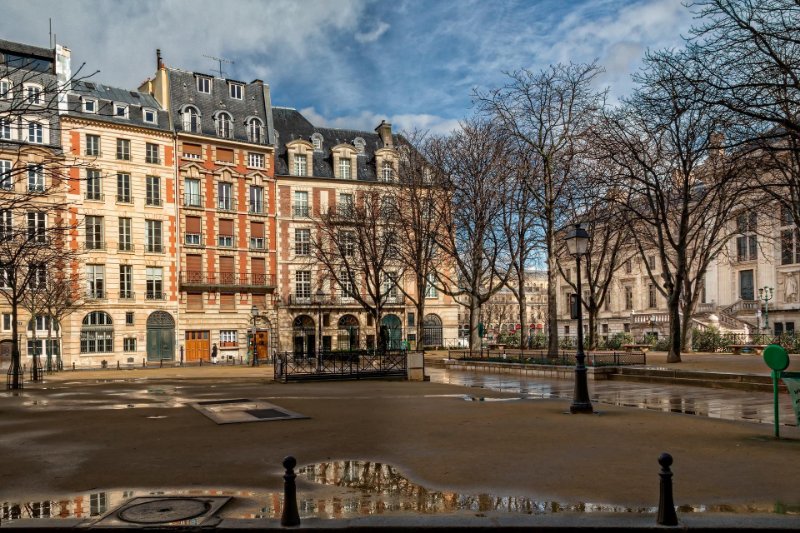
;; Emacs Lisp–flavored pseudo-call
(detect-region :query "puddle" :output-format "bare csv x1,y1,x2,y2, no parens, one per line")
2,461,797,522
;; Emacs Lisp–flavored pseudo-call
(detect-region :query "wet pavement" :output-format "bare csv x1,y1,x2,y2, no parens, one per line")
427,368,800,426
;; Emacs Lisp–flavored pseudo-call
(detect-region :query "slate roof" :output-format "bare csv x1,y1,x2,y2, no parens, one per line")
272,106,396,181
65,80,170,131
166,68,272,145
0,39,54,71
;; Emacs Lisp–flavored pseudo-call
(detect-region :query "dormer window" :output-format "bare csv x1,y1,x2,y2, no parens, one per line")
247,118,263,143
196,76,211,94
24,84,42,105
381,161,394,182
114,103,129,119
182,106,201,133
82,98,97,113
229,83,243,100
215,112,232,138
353,137,366,154
311,133,323,151
339,158,352,180
143,108,157,124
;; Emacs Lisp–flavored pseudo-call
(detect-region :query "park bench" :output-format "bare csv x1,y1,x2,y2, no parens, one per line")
728,344,767,355
622,344,650,354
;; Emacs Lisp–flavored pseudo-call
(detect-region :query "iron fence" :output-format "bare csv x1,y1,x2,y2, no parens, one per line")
274,350,407,382
447,348,646,367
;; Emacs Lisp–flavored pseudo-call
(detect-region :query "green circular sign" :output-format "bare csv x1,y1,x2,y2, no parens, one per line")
763,344,789,371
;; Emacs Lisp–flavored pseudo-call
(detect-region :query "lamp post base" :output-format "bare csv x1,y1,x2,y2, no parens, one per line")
569,402,594,414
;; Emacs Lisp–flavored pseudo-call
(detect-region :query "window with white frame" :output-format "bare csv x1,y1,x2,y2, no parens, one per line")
248,152,264,168
295,270,311,301
229,83,243,99
295,228,310,256
146,175,161,206
0,159,11,189
86,169,102,200
119,264,133,299
338,192,353,216
381,161,394,181
218,219,234,247
116,138,130,160
215,112,232,138
247,118,262,143
25,84,42,105
28,121,43,143
82,98,97,113
80,311,113,353
86,134,100,156
293,153,307,176
736,211,757,262
217,182,232,210
341,230,355,257
0,79,10,99
339,157,352,179
384,271,399,301
293,190,309,217
145,143,160,164
113,103,129,118
0,209,11,241
146,267,163,299
27,211,46,243
0,118,11,140
145,220,163,252
123,338,137,352
249,185,263,214
86,265,105,299
185,178,201,207
85,215,104,250
648,284,657,308
118,217,132,251
424,273,438,298
0,263,9,288
780,205,800,265
143,108,157,124
182,106,201,132
117,172,131,203
340,269,356,299
219,330,237,347
196,76,211,93
28,263,46,290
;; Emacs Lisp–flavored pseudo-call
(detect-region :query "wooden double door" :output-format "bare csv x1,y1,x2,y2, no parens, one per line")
254,330,269,361
185,330,210,362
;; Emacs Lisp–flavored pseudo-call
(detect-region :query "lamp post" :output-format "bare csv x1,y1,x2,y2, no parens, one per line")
564,223,593,414
758,286,774,336
250,304,259,367
315,288,326,372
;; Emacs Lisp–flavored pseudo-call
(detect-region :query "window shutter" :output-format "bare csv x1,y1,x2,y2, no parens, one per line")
183,143,202,156
250,221,264,238
187,293,203,310
219,218,233,235
186,254,202,273
217,148,234,163
219,256,234,273
185,216,201,234
220,293,235,310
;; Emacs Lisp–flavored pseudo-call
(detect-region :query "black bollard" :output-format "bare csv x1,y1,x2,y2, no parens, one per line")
117,361,120,370
280,456,300,527
657,453,678,526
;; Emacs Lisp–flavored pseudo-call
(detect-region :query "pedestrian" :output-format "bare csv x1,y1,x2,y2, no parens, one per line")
211,343,218,364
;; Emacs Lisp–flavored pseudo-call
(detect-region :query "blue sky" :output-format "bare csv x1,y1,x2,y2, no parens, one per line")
1,0,693,134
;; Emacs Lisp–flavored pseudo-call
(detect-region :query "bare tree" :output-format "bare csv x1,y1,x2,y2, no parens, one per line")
428,119,511,352
312,188,402,349
477,62,607,356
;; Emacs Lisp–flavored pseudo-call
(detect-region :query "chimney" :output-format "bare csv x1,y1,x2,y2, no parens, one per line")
375,120,393,147
709,132,725,159
156,49,163,69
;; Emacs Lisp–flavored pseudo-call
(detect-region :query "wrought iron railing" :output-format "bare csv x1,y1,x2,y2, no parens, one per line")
448,349,647,367
274,350,407,382
180,272,276,287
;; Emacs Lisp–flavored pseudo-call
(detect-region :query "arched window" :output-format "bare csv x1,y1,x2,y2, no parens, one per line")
182,106,201,133
353,137,366,154
381,161,394,182
422,314,443,348
311,133,323,151
80,311,113,353
337,314,360,351
215,112,232,139
248,118,263,143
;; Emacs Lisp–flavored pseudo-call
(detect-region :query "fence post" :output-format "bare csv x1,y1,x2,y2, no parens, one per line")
657,453,678,526
72,362,75,371
280,456,300,527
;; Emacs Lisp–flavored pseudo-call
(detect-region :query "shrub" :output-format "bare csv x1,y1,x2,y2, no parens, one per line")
692,327,729,353
529,333,548,349
606,332,634,350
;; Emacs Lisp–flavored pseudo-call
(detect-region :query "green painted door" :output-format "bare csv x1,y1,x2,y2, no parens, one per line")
146,311,175,361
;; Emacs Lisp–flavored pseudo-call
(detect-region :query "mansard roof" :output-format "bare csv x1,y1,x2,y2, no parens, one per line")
272,106,397,181
65,80,170,131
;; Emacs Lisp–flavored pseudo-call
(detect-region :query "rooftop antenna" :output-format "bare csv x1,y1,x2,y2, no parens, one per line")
49,18,53,48
203,54,234,78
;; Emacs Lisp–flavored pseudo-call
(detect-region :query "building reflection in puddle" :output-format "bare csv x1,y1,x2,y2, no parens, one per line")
2,461,796,522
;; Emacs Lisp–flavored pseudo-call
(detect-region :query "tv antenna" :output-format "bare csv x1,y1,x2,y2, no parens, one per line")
203,55,234,78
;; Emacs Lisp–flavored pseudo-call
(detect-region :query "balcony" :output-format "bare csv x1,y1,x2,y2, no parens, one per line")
145,291,165,300
84,192,104,202
84,241,106,251
184,193,202,208
145,197,163,207
116,194,132,204
293,206,309,218
120,291,135,300
285,292,406,307
145,244,164,253
179,272,276,293
118,242,135,252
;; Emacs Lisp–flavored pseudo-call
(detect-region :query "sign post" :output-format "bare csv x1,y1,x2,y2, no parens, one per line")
763,344,790,439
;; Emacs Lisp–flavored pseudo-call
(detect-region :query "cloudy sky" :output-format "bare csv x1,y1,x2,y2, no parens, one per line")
1,0,694,134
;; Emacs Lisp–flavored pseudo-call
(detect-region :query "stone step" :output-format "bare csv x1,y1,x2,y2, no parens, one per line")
610,367,783,392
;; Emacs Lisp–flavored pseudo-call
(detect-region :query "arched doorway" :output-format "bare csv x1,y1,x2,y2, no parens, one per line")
146,311,175,362
423,314,443,348
253,317,272,362
292,315,315,357
380,314,402,351
337,314,360,351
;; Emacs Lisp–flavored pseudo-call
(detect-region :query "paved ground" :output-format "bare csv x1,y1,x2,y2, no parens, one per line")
1,363,799,522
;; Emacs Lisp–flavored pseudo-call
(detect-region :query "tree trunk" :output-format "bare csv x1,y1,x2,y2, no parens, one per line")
518,273,528,349
667,293,682,363
547,257,559,358
587,306,597,350
469,296,481,355
9,304,21,389
415,298,425,353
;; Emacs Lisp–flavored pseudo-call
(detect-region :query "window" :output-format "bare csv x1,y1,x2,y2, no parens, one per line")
2,313,11,331
145,220,163,253
219,330,237,347
381,195,397,219
28,263,46,289
182,107,201,133
143,108,157,124
293,154,307,176
340,269,356,299
82,98,97,113
384,271,399,302
250,221,265,249
338,193,353,216
424,273,438,298
114,103,129,118
293,190,309,217
86,169,102,200
339,157,352,179
295,228,310,256
736,212,758,262
624,286,633,310
116,173,131,203
80,311,113,353
185,179,201,207
0,159,11,189
119,265,133,299
295,270,311,301
86,134,100,156
123,338,136,352
185,215,201,245
341,230,355,257
146,176,161,206
0,119,11,140
187,293,203,311
0,79,10,99
215,113,232,138
247,119,262,143
27,212,46,243
145,143,160,164
25,84,42,105
196,76,211,93
218,182,233,210
0,210,11,241
780,206,800,265
229,83,243,99
218,218,234,247
125,312,135,325
86,265,105,299
146,267,163,299
249,186,263,214
311,133,323,151
381,161,394,181
407,312,415,327
648,284,657,308
648,255,656,270
116,138,130,160
248,152,264,168
85,216,104,249
28,122,43,143
625,259,632,274
220,292,235,310
118,217,132,251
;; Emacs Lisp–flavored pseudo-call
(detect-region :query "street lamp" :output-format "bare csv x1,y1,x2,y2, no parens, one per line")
564,223,593,414
758,286,774,336
315,288,326,372
250,304,259,367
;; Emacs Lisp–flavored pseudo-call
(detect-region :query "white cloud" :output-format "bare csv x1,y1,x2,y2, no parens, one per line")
300,107,459,136
355,21,390,44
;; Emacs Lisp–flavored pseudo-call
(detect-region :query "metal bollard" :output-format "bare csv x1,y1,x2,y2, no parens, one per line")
143,358,146,367
72,362,75,371
657,453,678,526
280,456,300,527
117,361,120,370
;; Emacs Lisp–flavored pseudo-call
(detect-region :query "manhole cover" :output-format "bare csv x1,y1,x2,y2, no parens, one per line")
245,408,291,420
118,498,210,524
